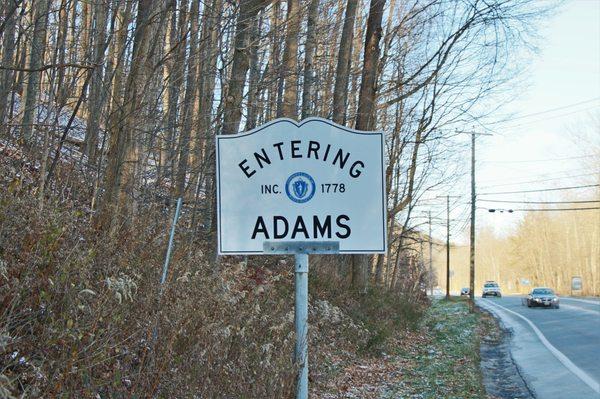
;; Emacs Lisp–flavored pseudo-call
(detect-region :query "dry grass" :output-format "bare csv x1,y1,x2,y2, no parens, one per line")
0,153,427,398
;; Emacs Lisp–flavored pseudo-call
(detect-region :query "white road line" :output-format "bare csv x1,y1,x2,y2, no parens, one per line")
483,299,600,394
561,303,600,316
562,297,600,306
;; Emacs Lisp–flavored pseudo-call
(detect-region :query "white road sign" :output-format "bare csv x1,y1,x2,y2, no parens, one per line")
216,117,387,254
571,276,582,291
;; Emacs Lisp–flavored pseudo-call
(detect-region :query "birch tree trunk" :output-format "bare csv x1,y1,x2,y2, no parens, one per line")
245,12,262,130
266,0,281,120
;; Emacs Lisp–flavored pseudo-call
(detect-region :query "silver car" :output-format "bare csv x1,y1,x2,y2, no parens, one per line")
482,281,502,298
524,287,560,309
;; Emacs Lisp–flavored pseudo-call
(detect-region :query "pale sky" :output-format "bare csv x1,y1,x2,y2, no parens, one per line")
449,0,600,243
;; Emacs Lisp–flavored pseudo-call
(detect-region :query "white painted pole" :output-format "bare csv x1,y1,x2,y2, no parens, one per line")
294,253,309,399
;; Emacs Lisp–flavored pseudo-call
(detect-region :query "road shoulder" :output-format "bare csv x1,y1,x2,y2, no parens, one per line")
478,307,534,399
478,299,600,399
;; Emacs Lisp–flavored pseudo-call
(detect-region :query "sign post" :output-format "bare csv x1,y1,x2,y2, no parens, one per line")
216,118,386,398
264,241,338,398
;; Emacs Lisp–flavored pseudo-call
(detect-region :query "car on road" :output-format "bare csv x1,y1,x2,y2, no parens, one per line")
460,287,470,296
524,287,560,309
482,281,502,298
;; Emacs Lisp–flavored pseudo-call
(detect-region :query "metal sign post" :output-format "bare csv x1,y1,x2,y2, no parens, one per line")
264,241,339,399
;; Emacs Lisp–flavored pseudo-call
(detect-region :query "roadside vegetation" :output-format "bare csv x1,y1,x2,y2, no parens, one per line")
0,166,428,397
313,297,494,398
0,0,550,396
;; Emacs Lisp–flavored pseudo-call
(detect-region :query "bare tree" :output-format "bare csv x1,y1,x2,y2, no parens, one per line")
20,0,50,143
276,0,301,119
332,0,358,124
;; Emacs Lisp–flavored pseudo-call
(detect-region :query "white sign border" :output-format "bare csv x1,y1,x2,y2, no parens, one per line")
215,117,387,255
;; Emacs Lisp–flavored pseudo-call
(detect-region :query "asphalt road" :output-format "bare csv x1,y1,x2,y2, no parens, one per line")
477,295,600,399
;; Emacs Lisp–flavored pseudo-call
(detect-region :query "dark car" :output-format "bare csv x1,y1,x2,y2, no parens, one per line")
524,287,560,309
460,287,470,296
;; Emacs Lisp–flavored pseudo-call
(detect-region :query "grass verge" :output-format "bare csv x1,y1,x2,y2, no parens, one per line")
313,296,495,398
383,297,491,398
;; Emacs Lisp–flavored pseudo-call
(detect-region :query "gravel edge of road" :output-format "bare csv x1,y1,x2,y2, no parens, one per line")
477,305,536,399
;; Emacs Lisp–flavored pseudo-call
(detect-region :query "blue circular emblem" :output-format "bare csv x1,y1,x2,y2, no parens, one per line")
285,172,316,203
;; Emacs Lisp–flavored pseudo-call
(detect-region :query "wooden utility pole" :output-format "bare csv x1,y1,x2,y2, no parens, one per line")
446,195,451,300
429,210,433,296
469,132,476,311
456,129,491,312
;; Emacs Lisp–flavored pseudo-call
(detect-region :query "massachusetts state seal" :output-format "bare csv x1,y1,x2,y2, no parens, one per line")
285,172,316,203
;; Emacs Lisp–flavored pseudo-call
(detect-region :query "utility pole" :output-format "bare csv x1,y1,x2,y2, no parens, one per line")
469,132,476,312
428,210,433,296
427,196,458,298
456,129,491,312
446,195,451,300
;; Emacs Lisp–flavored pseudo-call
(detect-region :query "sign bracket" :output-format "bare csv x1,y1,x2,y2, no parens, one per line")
263,241,339,399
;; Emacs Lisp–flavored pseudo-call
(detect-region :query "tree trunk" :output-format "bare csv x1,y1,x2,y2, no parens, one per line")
351,0,386,291
222,0,268,134
355,0,385,131
245,12,262,130
195,0,222,196
300,0,319,119
99,0,156,231
276,0,300,119
55,0,69,106
332,0,358,124
20,0,50,144
0,2,19,130
175,0,201,197
347,6,364,125
266,0,281,120
84,0,109,163
162,0,188,184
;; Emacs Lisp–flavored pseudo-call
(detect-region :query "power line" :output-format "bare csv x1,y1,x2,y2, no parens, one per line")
479,199,600,204
482,154,597,164
479,172,598,189
498,105,600,129
488,97,600,125
478,167,598,184
483,207,600,212
479,184,600,195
